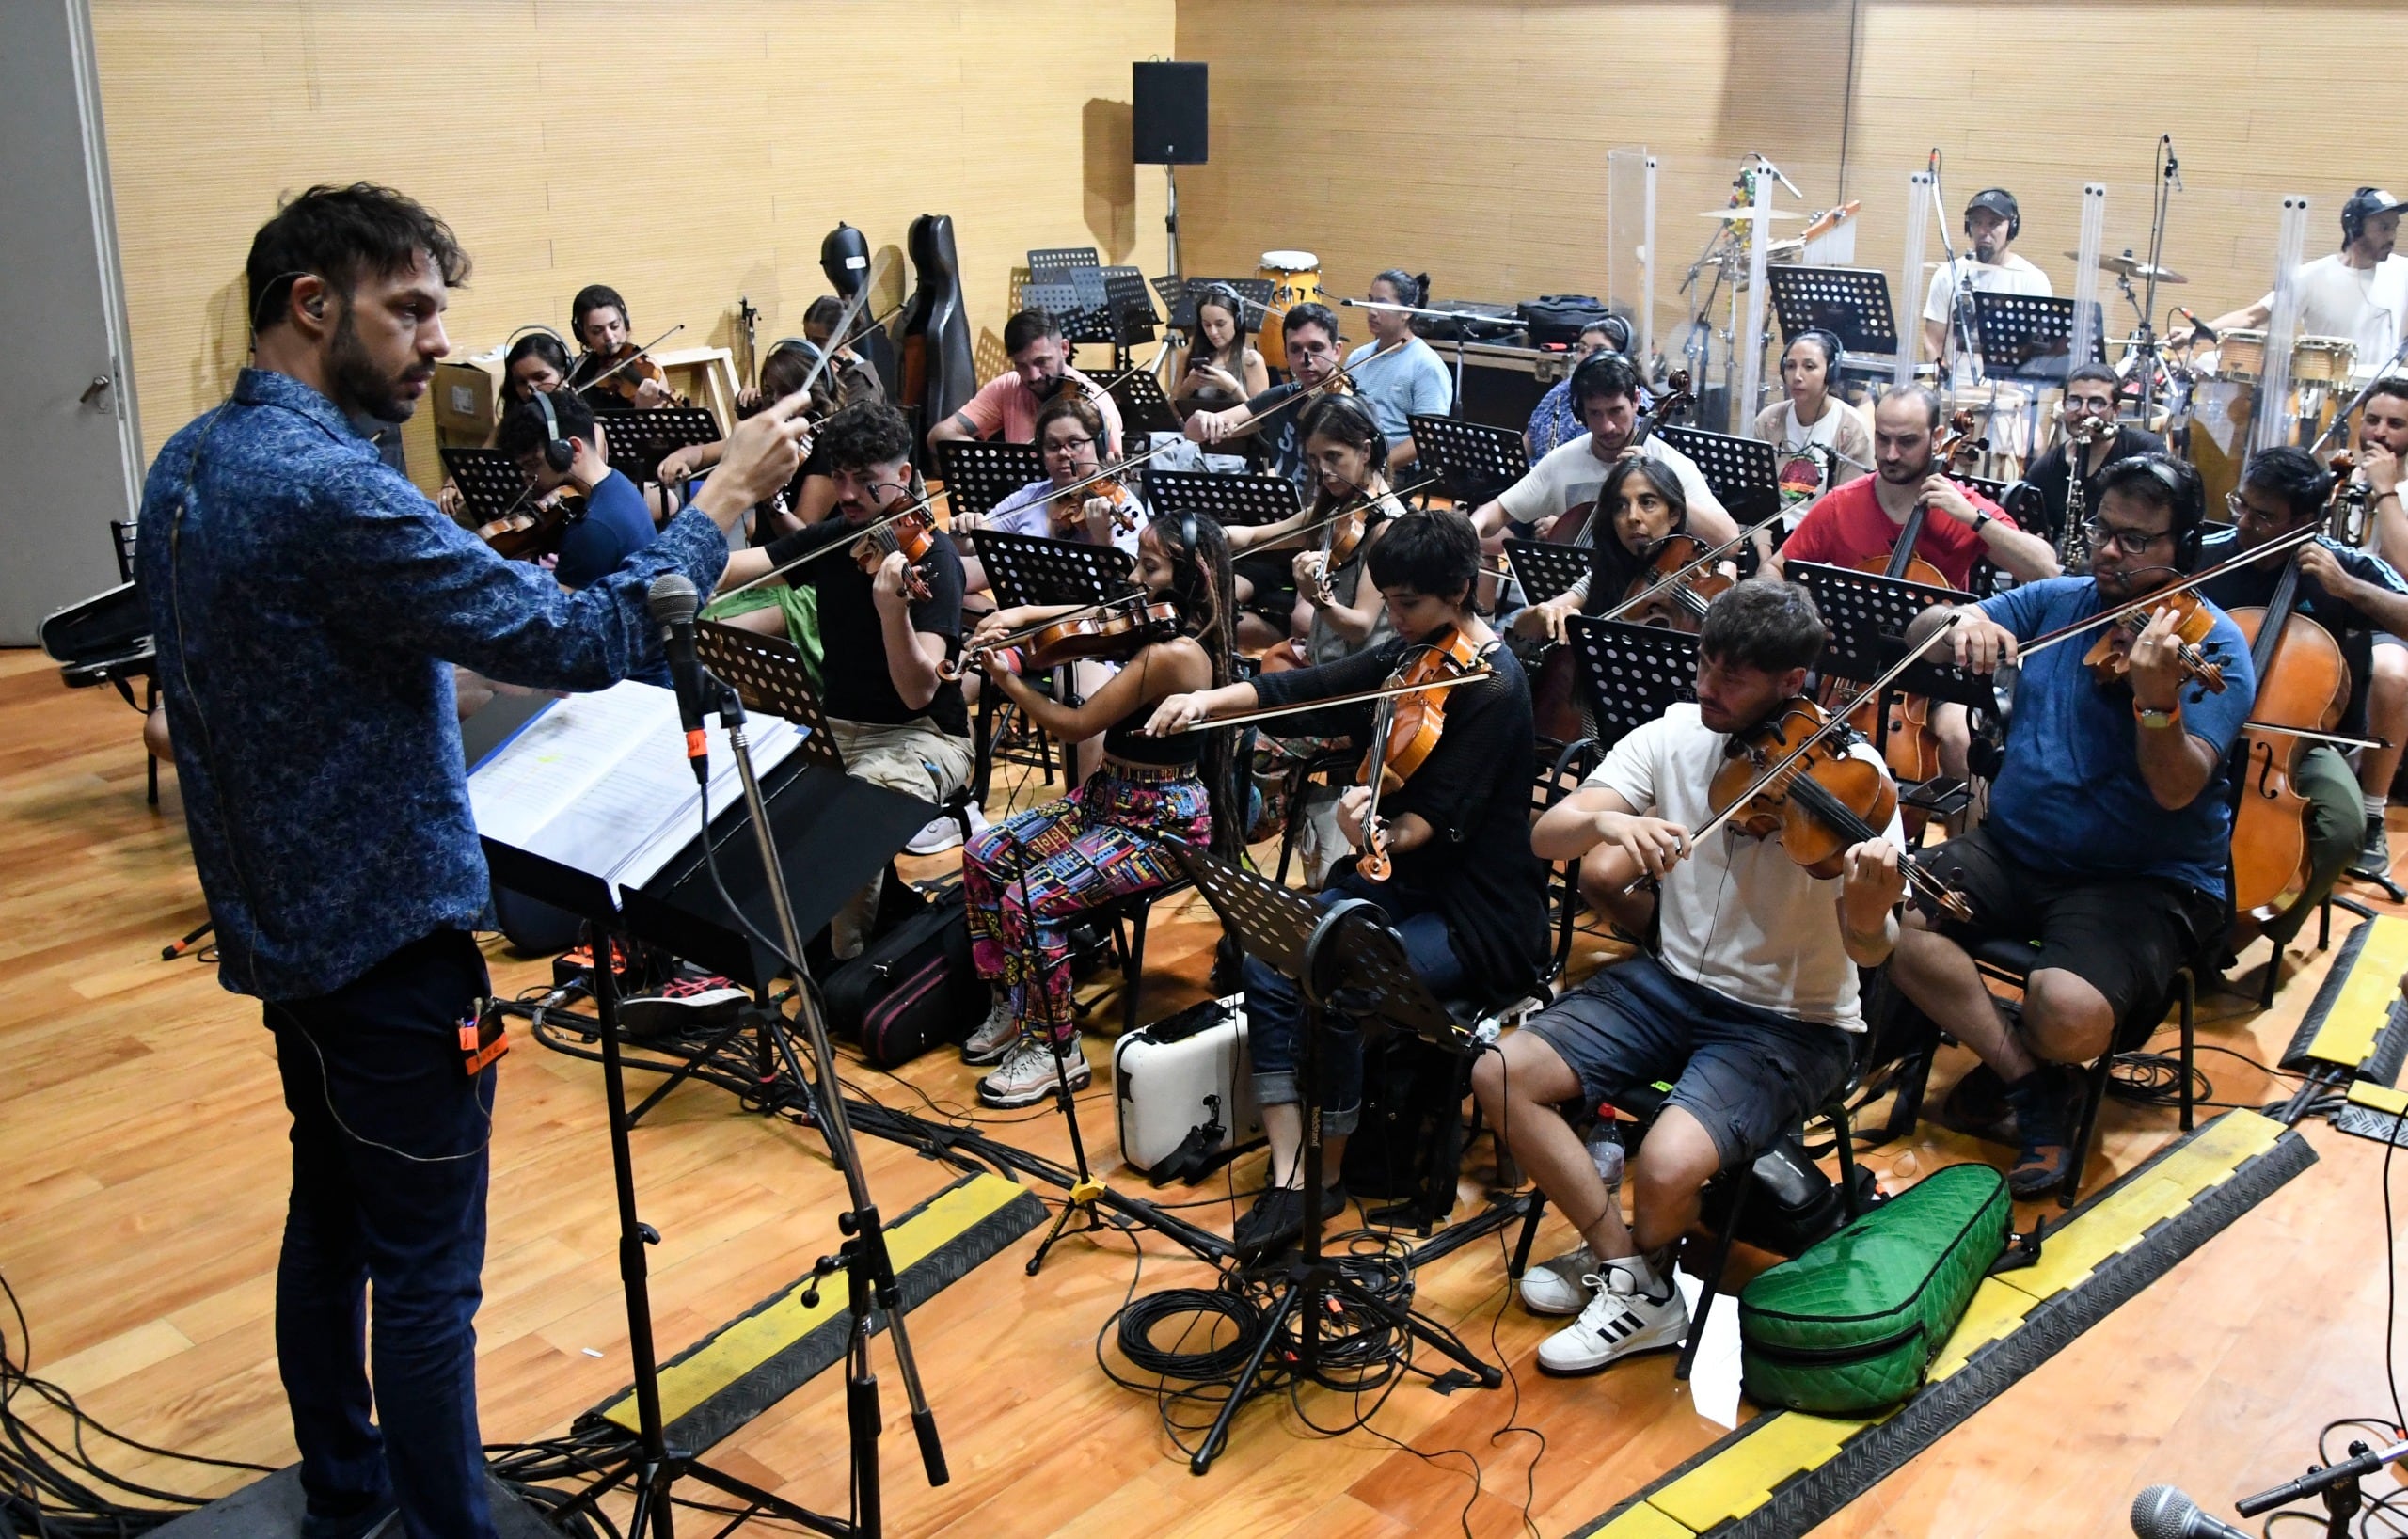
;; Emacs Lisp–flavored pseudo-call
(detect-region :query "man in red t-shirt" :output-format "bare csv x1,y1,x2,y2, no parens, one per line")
1768,386,2059,782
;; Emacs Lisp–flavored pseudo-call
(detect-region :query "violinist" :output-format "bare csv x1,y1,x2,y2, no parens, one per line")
493,389,662,594
733,295,883,415
928,307,1123,457
956,516,1246,1107
1511,459,1734,646
435,329,580,517
716,401,977,907
962,394,1147,565
1147,510,1547,1254
2196,448,2408,941
1891,454,2256,1196
1185,301,1346,500
1471,581,1906,1376
1168,283,1269,419
2018,364,2164,555
565,284,672,408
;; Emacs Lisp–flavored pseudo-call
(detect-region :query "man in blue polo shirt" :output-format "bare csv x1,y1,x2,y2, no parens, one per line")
1890,453,2257,1196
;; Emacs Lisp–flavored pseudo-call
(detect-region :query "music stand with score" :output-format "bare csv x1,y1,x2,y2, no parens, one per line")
1503,539,1589,609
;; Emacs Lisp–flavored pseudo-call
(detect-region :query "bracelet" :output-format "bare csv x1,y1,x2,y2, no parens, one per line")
2133,700,2181,729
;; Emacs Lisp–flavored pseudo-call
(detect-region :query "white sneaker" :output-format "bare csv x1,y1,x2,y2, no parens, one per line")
961,994,1019,1065
1536,1261,1688,1376
907,813,966,855
977,1037,1088,1108
1517,1244,1598,1316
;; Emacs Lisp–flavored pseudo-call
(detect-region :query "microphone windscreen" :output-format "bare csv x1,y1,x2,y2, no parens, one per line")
647,572,699,626
2130,1484,2191,1539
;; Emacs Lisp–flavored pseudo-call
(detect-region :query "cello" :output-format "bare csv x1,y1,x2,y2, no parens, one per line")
2226,530,2352,923
1545,372,1694,549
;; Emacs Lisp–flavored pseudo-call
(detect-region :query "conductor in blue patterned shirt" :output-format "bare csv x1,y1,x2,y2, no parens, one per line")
137,183,811,1539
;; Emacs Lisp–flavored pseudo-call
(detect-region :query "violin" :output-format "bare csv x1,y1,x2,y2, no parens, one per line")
574,341,673,408
852,503,941,601
1053,472,1140,539
1356,627,1488,881
1619,532,1735,633
2080,589,2228,695
1708,697,1974,922
477,489,582,561
1019,595,1181,672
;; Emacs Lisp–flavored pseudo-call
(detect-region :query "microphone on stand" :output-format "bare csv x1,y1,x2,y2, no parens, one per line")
2177,308,2217,344
647,573,714,787
2130,1485,2251,1539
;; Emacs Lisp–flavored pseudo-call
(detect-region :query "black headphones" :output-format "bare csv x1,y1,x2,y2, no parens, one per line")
1965,188,2020,241
1591,315,1634,354
2100,453,2206,570
534,390,575,473
1793,327,1846,371
2342,187,2398,244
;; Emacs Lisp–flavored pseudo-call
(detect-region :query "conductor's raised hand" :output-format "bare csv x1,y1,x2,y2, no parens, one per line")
705,391,815,513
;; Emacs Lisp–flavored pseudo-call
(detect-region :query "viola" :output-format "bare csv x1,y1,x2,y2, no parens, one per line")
851,503,941,601
2080,589,2228,695
1619,532,1735,633
1356,627,1488,881
1708,697,1974,922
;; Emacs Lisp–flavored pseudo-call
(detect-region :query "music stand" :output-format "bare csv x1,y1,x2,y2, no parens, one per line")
594,406,721,486
1101,266,1159,356
1972,293,2106,384
1787,560,1988,791
971,529,1136,609
1560,615,1700,752
1764,265,1903,359
1504,539,1590,608
935,440,1046,517
1027,245,1101,289
439,446,533,523
1110,369,1181,438
1409,413,1529,507
1147,468,1302,530
1655,424,1782,524
1167,843,1500,1475
1153,276,1275,334
1022,279,1114,346
694,622,845,772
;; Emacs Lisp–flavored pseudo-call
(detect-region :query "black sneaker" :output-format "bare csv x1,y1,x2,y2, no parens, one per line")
2003,1066,2079,1198
1940,1061,2011,1142
618,969,748,1039
1232,1179,1348,1259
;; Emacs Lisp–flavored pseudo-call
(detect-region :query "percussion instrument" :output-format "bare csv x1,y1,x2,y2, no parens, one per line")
2064,250,2189,286
1255,250,1323,373
2293,335,2360,386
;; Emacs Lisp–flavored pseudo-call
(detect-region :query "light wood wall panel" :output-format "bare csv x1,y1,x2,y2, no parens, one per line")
92,1,1174,466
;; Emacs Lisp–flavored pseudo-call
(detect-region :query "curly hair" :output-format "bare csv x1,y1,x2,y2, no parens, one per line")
1148,512,1244,862
817,400,913,472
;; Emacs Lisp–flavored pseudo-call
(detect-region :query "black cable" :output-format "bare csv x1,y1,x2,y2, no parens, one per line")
2384,1094,2408,1438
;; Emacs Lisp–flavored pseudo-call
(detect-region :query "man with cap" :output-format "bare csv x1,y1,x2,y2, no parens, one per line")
2201,187,2408,377
1922,188,2052,383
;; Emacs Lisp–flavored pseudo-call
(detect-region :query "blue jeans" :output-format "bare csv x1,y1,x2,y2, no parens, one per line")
1243,873,1466,1136
264,929,499,1539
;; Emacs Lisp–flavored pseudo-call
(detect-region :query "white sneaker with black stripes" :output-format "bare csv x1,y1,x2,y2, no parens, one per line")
1536,1260,1688,1375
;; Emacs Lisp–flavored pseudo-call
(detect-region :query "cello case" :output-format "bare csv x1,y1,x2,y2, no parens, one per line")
896,214,976,465
820,221,899,402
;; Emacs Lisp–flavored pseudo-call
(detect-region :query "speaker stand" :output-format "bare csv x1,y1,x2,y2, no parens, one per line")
1164,163,1181,279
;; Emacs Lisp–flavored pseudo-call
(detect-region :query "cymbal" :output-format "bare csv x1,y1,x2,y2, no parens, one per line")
1699,207,1803,221
2066,249,2189,284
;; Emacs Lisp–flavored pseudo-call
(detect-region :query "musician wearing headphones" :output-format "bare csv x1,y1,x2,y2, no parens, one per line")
493,388,661,593
2197,447,2408,952
2019,363,2165,555
1185,300,1347,499
435,329,584,518
139,185,811,1539
2201,189,2408,374
1526,318,1629,461
1169,283,1269,418
1923,189,2051,381
564,282,673,407
1890,454,2257,1197
1752,330,1873,512
1345,269,1455,473
928,306,1123,456
1472,581,1906,1376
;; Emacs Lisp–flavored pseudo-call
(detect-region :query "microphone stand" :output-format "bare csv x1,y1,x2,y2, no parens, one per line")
2310,332,2408,455
1927,154,1981,381
2135,135,2180,422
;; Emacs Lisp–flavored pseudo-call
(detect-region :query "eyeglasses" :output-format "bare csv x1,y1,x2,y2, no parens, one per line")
1044,435,1097,455
2065,395,2118,412
2082,516,2172,556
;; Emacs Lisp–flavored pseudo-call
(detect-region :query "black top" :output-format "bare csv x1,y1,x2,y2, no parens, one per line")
2195,527,2408,738
761,516,970,736
2021,424,2166,547
1242,382,1312,499
1251,636,1547,1001
1103,690,1205,768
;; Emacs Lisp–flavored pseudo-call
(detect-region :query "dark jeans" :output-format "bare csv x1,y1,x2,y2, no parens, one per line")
1243,871,1466,1136
264,929,498,1539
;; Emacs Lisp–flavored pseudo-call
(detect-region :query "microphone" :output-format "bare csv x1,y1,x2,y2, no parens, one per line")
2178,307,2217,344
1752,152,1801,198
2131,1484,2250,1539
646,573,712,786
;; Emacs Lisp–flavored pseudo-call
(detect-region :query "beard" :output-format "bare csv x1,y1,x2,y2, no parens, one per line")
325,307,429,423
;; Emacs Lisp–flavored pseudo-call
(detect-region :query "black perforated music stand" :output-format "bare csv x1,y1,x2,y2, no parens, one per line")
1972,293,2106,383
440,446,533,523
935,440,1047,517
1147,469,1303,529
1560,615,1700,753
692,622,846,774
1111,370,1181,437
1656,425,1782,523
1102,267,1158,351
1504,539,1590,608
1027,246,1101,287
1764,265,1902,358
1154,277,1275,334
1409,413,1529,506
1022,280,1114,346
1788,560,1988,778
971,529,1136,609
594,406,721,484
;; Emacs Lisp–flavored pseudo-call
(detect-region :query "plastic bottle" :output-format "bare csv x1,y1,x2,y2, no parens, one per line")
1586,1112,1624,1203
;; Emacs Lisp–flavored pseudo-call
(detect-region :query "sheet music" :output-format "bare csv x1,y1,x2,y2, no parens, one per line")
469,679,800,896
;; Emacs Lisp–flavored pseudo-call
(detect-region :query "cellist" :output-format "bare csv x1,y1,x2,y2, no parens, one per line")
2195,447,2408,952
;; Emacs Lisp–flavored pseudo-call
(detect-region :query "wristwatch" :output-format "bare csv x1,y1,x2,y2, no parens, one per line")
1971,511,1992,535
2133,701,2181,730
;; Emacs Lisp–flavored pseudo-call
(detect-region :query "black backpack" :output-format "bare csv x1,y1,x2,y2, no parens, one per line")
821,888,988,1068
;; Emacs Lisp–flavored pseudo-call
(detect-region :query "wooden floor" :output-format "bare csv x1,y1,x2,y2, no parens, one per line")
8,643,2408,1538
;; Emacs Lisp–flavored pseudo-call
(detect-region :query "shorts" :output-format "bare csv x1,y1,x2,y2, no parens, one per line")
1909,824,2224,1023
1520,954,1854,1172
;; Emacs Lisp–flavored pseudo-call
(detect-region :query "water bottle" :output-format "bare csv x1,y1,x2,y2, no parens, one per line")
1586,1113,1624,1204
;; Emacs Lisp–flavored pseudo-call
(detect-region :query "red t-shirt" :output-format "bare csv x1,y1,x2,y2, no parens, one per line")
1778,475,2008,592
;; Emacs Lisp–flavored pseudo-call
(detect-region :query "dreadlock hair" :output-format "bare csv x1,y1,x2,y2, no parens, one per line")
1149,513,1246,862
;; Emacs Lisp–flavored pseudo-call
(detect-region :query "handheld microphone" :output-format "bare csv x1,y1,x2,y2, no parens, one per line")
646,573,712,785
2178,307,2217,344
2131,1484,2251,1539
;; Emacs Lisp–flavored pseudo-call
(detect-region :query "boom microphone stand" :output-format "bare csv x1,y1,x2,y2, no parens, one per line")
2134,135,2181,422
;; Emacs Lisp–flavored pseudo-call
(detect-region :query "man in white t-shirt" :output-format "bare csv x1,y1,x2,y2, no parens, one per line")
2203,188,2408,377
1923,188,2052,383
1468,582,1908,1377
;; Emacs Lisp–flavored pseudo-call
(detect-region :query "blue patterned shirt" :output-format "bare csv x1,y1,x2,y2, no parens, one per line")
1524,377,1582,459
139,369,730,1000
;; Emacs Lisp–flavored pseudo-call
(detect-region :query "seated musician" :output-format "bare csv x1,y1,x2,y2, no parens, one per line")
962,394,1149,573
2199,447,2408,946
715,401,978,912
956,515,1245,1106
1751,330,1872,514
734,295,885,416
1170,284,1270,419
2019,363,2164,556
1923,188,2051,382
436,329,580,517
493,389,661,593
1768,384,2059,780
1147,509,1548,1254
1890,454,2257,1195
2341,377,2408,874
1526,318,1628,462
1346,269,1455,473
565,283,672,408
927,307,1124,457
1470,351,1735,640
1470,581,1906,1374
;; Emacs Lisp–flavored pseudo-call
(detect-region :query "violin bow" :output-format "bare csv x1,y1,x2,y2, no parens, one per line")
572,324,685,399
714,479,960,599
1167,657,1494,735
794,253,895,402
2013,521,2324,661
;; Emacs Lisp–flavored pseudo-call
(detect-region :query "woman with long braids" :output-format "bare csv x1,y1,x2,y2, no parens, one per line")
956,514,1247,1107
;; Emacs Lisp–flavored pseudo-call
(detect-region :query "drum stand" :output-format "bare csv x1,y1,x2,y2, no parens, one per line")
2131,136,2180,421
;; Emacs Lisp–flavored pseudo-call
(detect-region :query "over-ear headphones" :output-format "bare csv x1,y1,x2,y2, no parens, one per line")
1592,315,1634,354
2101,453,2206,570
1964,188,2020,241
1794,327,1846,371
534,390,574,473
2341,187,2403,244
504,322,573,351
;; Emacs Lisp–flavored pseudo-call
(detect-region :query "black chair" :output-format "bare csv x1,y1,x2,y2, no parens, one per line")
1083,873,1197,1039
1271,745,1364,887
1533,737,1601,987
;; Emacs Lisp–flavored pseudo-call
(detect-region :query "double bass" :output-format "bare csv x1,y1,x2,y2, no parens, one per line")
2226,533,2351,923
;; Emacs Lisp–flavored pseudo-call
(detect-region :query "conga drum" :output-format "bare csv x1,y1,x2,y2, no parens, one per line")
1256,250,1322,372
2292,334,2359,386
2212,327,2270,382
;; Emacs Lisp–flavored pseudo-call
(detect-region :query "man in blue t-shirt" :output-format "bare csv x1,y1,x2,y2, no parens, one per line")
495,387,660,591
1891,454,2257,1197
